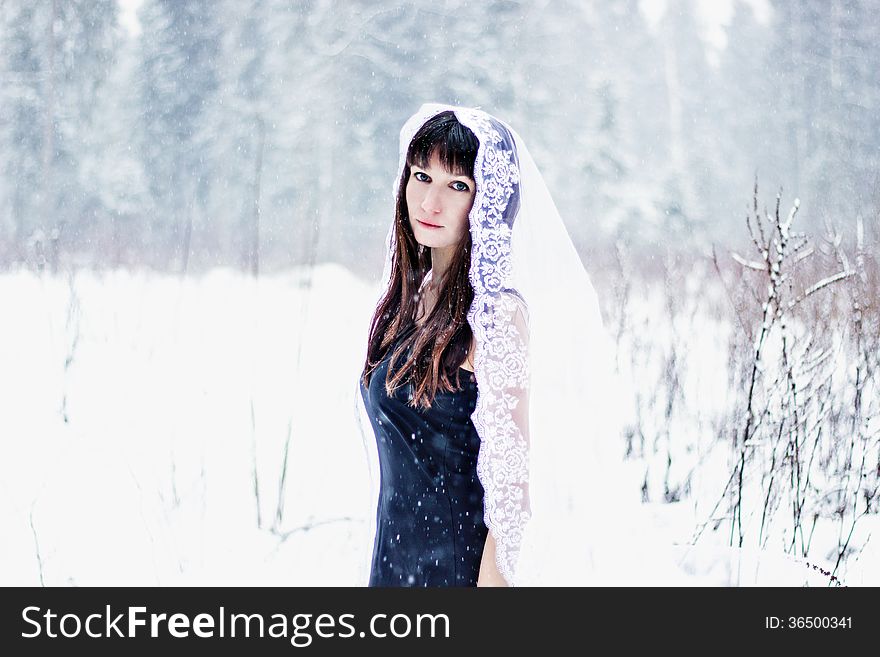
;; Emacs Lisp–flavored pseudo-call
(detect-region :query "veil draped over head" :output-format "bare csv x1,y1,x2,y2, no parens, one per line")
355,103,832,586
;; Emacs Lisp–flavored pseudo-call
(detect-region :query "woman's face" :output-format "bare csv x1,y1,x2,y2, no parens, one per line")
406,150,476,250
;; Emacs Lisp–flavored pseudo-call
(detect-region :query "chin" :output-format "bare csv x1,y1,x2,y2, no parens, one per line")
411,228,439,246
416,237,452,250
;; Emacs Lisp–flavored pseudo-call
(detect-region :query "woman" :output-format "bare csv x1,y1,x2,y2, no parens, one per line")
359,109,509,586
359,103,612,587
357,103,828,587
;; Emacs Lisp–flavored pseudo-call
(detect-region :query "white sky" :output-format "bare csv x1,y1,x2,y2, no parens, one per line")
118,0,772,50
118,0,143,37
641,0,771,51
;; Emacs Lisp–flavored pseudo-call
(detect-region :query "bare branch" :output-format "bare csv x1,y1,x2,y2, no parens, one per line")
787,270,856,310
731,251,765,271
29,508,45,587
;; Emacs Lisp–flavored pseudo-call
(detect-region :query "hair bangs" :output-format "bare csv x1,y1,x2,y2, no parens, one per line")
406,111,478,180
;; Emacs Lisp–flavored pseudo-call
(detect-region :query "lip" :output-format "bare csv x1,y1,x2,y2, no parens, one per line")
417,219,443,229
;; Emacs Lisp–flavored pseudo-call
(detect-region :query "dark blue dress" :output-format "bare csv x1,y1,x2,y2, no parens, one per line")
360,332,488,587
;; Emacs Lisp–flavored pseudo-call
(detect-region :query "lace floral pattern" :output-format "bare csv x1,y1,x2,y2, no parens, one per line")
457,111,530,586
389,104,531,584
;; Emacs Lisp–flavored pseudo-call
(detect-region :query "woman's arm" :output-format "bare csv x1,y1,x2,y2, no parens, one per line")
477,530,509,586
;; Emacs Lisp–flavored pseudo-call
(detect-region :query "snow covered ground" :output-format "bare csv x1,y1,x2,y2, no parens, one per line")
1,264,876,586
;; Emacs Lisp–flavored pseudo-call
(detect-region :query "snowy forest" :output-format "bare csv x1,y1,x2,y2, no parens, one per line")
1,0,878,586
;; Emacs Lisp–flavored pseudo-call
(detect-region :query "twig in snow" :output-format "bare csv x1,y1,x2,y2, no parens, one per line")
29,508,45,587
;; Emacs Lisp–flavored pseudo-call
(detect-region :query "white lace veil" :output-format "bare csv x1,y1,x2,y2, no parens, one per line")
354,102,832,587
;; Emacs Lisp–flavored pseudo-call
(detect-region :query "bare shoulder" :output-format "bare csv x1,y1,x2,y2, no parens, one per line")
471,290,529,338
462,335,477,372
459,290,530,373
501,290,530,341
464,291,529,371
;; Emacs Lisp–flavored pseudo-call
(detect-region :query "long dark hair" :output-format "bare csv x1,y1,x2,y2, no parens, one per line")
361,111,479,409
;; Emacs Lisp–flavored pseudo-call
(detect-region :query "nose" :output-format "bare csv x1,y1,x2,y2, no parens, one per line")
420,186,442,214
